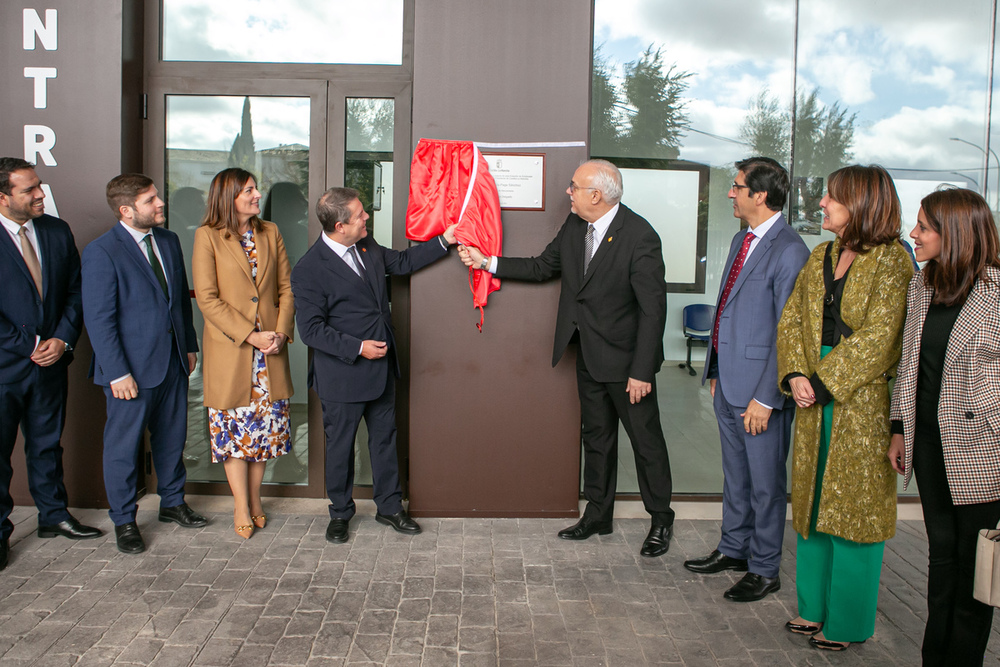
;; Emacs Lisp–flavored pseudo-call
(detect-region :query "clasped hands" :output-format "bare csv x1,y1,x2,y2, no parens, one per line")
31,338,67,367
246,330,287,355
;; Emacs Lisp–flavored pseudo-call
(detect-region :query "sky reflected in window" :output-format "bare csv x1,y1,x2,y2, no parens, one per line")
163,0,403,65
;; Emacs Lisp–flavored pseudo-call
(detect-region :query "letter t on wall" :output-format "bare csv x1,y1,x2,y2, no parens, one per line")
24,68,57,109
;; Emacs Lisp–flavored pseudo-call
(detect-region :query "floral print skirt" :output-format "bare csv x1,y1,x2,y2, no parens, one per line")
209,348,291,463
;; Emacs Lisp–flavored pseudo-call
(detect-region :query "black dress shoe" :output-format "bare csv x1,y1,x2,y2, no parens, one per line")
640,523,672,557
0,537,8,571
557,518,613,540
114,522,146,554
158,503,208,528
724,572,780,602
326,518,349,544
684,549,749,574
37,516,103,540
785,619,822,635
376,510,421,534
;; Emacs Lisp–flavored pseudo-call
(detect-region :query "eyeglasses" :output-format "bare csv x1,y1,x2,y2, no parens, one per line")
569,182,598,193
731,182,750,191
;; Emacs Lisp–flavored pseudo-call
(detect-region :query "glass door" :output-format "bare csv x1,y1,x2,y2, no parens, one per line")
146,78,328,496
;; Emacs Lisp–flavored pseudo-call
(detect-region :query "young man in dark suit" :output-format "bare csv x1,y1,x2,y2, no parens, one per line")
459,159,674,557
0,158,101,570
82,174,206,555
292,187,457,544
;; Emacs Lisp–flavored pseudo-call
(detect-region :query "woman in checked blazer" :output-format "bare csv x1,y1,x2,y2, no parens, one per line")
887,187,1000,667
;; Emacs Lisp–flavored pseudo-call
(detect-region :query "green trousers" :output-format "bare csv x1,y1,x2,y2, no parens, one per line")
795,346,885,643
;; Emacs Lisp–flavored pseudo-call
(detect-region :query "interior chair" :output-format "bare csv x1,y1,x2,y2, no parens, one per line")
678,303,715,376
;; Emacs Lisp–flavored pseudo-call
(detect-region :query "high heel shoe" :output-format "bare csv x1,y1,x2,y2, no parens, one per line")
234,513,254,540
251,514,266,529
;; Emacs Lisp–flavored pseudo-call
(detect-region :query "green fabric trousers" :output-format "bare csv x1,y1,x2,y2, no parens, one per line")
795,345,885,643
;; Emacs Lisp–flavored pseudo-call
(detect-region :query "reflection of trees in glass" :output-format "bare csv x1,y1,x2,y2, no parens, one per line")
347,99,393,152
591,45,693,159
229,96,256,171
741,88,856,175
741,88,857,231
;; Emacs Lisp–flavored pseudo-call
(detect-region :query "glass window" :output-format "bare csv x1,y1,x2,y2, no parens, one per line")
594,0,997,496
165,94,311,485
593,0,795,494
161,0,404,65
346,98,395,246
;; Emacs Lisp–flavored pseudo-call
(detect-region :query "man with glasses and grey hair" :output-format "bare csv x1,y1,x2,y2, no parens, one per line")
459,159,674,557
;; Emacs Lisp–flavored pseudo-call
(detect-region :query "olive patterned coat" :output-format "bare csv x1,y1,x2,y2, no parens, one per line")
777,238,913,542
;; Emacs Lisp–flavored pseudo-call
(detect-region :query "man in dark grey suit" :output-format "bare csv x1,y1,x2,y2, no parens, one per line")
459,159,674,557
684,157,808,601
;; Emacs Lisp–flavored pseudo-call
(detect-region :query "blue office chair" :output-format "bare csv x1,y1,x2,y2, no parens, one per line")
678,304,715,376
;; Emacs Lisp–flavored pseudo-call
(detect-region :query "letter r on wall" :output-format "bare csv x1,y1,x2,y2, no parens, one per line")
25,125,57,166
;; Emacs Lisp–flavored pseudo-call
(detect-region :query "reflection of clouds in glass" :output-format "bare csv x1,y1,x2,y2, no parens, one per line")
857,105,987,169
167,97,310,151
596,0,993,172
163,0,403,64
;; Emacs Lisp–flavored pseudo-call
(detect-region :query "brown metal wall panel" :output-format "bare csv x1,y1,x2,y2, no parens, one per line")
409,0,593,516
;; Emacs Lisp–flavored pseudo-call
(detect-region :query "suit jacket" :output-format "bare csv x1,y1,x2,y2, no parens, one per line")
495,204,666,383
291,234,449,404
0,214,83,383
890,266,1000,505
192,221,295,410
779,239,912,541
704,214,808,410
81,223,198,388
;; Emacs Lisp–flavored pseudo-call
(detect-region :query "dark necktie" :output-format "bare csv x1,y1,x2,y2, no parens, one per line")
347,245,365,278
142,235,169,297
712,231,755,349
583,224,595,274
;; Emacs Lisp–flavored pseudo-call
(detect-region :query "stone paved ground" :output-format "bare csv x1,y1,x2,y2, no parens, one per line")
0,504,997,666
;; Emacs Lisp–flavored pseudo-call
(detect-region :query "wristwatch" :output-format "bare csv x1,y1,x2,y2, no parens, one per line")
480,257,489,271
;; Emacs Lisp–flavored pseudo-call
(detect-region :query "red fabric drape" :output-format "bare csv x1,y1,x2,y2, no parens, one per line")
405,138,502,330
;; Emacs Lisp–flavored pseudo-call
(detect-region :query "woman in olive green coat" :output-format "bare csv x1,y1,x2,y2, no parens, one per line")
776,165,913,651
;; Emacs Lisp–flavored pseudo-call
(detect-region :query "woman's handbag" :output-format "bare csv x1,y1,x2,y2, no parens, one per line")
973,519,1000,606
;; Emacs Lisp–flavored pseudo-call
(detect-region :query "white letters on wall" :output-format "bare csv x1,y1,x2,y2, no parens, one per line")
21,8,59,213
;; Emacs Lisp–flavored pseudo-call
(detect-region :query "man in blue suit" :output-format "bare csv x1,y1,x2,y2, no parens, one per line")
292,187,456,543
685,158,808,601
0,158,102,569
82,174,206,555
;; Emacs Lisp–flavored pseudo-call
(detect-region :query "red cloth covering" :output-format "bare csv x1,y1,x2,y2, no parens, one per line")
405,138,502,330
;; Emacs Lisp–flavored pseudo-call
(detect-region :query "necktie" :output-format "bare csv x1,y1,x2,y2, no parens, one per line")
18,226,43,297
347,245,365,278
712,231,755,349
583,224,595,274
142,235,169,297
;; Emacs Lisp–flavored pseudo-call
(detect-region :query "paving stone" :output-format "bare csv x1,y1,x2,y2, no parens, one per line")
1,514,996,666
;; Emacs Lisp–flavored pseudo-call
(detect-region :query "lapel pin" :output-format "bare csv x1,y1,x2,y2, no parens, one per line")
607,236,613,242
361,248,367,252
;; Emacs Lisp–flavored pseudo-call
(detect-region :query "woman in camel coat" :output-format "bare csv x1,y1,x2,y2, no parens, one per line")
192,168,294,538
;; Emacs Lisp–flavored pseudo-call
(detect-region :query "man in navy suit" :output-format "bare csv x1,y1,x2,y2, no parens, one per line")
684,157,809,601
292,187,456,543
0,158,102,569
458,160,675,557
82,174,206,555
